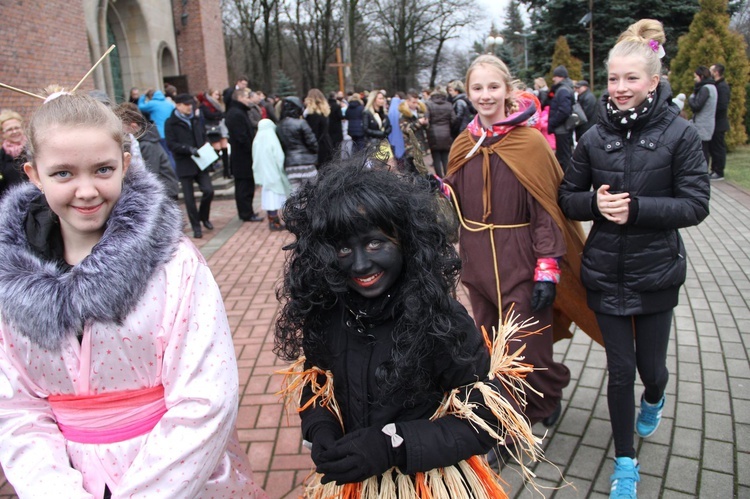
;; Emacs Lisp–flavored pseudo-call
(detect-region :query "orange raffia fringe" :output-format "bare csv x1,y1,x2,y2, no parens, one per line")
275,357,344,432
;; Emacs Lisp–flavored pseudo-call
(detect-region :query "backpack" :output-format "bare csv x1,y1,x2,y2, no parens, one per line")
565,100,588,131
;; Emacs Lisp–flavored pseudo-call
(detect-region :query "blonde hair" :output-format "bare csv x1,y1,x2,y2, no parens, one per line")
26,88,125,165
447,80,465,93
607,19,666,78
0,109,23,129
465,54,518,116
533,77,547,90
364,90,385,113
304,88,331,117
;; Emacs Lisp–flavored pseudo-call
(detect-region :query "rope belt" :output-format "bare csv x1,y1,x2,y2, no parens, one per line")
446,183,530,315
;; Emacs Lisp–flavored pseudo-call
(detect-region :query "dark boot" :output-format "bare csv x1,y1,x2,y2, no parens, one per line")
269,215,285,232
221,148,231,178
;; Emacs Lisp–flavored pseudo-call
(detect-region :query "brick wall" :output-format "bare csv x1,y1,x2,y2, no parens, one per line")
0,0,93,121
173,0,229,95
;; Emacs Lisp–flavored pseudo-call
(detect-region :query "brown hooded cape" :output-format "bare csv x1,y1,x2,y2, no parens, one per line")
447,127,602,345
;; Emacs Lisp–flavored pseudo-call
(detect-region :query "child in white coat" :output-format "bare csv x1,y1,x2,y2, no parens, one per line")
0,90,266,498
252,118,290,231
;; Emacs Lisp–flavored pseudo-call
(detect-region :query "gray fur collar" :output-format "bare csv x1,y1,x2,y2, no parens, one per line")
0,166,183,350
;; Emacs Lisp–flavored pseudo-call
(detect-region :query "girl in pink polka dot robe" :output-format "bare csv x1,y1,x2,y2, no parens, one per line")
0,91,265,498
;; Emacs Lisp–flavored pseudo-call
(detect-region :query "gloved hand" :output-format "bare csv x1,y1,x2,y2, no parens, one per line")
309,423,342,467
189,147,200,157
316,426,398,485
531,281,556,311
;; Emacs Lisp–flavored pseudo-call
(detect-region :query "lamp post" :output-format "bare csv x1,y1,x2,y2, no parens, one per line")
485,35,503,55
513,31,534,71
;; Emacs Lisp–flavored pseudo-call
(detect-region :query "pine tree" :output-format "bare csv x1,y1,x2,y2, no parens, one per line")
548,36,584,83
671,0,749,147
501,0,528,73
275,70,297,98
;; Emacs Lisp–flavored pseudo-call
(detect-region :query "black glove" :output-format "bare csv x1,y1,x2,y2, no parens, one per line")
316,426,398,485
531,281,556,312
308,422,342,467
189,147,200,157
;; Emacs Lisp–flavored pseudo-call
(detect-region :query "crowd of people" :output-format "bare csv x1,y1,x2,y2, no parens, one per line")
0,15,728,499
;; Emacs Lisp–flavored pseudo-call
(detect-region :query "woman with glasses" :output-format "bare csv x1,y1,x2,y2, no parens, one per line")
0,109,28,198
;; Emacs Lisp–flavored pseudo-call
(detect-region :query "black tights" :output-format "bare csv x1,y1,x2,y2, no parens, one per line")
596,310,672,458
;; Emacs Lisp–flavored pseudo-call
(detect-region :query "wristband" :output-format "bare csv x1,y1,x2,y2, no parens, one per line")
534,257,561,283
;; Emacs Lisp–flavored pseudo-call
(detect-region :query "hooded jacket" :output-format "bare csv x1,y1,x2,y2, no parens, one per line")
559,82,710,315
138,125,180,199
276,116,319,167
137,91,176,138
0,166,264,497
426,93,454,151
688,78,717,141
253,119,291,197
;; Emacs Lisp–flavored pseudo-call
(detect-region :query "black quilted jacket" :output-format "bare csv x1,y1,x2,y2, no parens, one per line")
559,82,710,315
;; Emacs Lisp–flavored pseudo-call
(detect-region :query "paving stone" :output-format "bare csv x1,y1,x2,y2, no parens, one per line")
738,451,750,487
674,402,703,430
677,380,703,405
698,470,734,498
730,376,750,400
703,388,731,415
671,427,703,459
704,413,733,441
736,423,750,453
701,439,734,474
665,455,699,494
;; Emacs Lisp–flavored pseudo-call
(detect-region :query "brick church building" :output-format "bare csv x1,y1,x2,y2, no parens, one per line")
0,0,228,119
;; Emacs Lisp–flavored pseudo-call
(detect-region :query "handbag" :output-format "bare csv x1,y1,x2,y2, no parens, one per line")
565,101,588,131
206,124,222,136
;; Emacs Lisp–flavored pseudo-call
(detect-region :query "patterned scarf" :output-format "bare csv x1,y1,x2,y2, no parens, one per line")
605,90,656,130
2,138,26,159
466,91,542,138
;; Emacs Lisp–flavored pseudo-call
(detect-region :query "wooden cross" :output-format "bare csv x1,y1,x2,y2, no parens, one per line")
329,47,351,94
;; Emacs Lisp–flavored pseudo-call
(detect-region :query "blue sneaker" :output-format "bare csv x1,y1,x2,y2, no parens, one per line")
636,394,665,438
610,457,639,498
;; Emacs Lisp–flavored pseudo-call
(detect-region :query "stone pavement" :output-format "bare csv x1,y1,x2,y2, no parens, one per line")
1,181,748,498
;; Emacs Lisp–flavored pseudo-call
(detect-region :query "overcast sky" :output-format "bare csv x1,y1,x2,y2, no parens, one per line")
454,0,528,49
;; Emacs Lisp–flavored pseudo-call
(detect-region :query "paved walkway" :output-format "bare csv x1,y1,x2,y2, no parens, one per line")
1,181,748,498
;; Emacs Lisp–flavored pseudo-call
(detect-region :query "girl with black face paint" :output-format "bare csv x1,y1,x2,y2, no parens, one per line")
274,153,547,497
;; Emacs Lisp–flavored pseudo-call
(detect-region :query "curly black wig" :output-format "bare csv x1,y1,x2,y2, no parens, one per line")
274,152,468,400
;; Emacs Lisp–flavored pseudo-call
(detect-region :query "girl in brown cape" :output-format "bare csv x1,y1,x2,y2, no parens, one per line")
444,55,600,449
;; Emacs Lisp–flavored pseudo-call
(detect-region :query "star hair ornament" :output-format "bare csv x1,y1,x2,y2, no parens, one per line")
0,45,116,102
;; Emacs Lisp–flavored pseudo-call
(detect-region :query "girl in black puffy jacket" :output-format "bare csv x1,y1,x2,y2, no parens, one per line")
558,19,709,499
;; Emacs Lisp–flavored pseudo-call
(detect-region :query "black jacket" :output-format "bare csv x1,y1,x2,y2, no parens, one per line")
225,102,256,179
345,101,365,138
450,93,474,138
575,88,598,139
299,299,500,474
276,117,318,167
548,81,574,132
164,111,208,178
327,98,344,147
426,94,454,151
138,126,180,199
714,77,730,133
362,109,391,144
559,82,710,316
0,149,26,199
305,112,333,167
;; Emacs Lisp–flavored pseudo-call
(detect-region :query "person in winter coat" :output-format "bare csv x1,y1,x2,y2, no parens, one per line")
253,119,290,231
574,80,598,141
275,155,546,498
688,66,717,166
304,88,334,168
708,63,730,180
327,91,345,152
425,87,454,177
137,89,176,167
0,90,265,499
165,93,215,239
362,91,392,150
547,65,575,172
118,103,180,201
447,80,474,138
0,109,28,199
225,88,264,222
276,97,319,193
397,90,429,166
558,20,710,498
345,94,366,152
198,89,231,179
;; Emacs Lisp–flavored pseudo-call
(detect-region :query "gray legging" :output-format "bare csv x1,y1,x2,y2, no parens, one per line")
595,309,672,459
431,150,449,178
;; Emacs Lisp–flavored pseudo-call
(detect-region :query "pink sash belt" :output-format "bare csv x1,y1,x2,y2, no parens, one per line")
48,385,168,444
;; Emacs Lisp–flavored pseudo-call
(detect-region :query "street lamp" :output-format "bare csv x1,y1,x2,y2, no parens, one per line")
485,35,503,55
513,31,534,71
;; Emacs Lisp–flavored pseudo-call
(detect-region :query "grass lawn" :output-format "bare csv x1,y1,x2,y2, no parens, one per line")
726,145,750,191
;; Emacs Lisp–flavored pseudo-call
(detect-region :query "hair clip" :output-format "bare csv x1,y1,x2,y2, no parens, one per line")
649,39,666,59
